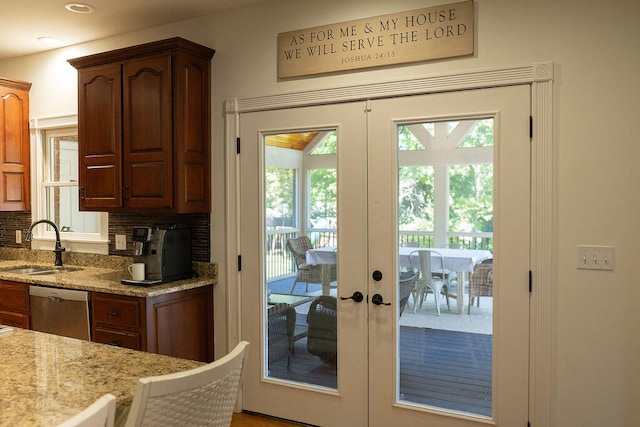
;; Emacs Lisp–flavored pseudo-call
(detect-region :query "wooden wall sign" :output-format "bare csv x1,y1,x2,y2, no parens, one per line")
277,1,474,79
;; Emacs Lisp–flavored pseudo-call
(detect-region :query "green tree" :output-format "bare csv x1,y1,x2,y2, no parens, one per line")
265,167,295,228
448,164,493,232
309,132,337,225
398,166,434,231
309,169,336,224
449,118,494,232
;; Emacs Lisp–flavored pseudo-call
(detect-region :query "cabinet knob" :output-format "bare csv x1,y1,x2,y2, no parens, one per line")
107,341,122,347
107,309,121,317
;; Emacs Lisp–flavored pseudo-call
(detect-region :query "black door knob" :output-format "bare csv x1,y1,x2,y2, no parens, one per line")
371,293,391,306
340,291,364,303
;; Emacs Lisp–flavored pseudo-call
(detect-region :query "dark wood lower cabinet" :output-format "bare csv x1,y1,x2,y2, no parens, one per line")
0,309,29,329
92,285,213,362
93,326,142,350
0,280,30,329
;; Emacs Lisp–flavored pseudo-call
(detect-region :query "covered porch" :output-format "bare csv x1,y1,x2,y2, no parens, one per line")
266,275,493,416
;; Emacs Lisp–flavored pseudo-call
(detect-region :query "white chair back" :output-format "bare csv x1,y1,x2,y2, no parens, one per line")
57,393,116,427
409,250,448,315
410,249,446,283
125,341,250,427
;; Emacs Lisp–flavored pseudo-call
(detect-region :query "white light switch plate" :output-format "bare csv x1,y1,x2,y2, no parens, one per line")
577,245,614,270
115,234,127,250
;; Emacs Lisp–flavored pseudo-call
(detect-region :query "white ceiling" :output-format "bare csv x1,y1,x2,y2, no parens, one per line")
1,0,266,61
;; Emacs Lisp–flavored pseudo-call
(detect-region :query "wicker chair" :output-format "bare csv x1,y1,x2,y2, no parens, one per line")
58,393,116,427
125,341,249,427
307,277,418,363
267,303,296,368
306,295,337,362
399,270,419,316
468,259,494,314
286,236,336,294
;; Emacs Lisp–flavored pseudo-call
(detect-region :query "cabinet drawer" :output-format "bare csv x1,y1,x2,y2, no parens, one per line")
0,281,29,312
93,327,141,350
92,295,141,328
0,309,29,329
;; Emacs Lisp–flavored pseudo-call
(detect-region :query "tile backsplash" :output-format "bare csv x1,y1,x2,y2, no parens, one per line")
0,211,210,262
0,211,31,249
109,212,210,262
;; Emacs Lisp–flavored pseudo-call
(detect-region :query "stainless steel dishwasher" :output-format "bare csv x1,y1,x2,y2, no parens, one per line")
29,285,91,340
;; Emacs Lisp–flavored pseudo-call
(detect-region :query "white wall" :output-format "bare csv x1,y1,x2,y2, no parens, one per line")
2,0,639,425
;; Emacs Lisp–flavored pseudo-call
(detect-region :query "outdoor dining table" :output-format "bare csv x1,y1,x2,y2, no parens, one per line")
398,247,493,313
305,246,339,296
306,246,493,313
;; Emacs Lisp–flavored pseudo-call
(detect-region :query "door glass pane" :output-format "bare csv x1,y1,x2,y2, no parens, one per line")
264,131,338,389
397,119,494,417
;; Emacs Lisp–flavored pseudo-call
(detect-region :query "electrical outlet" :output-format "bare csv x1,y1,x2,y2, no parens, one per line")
115,234,127,250
577,245,614,270
15,230,21,244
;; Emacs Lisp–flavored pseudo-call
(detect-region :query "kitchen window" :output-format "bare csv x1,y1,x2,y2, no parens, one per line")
31,115,108,254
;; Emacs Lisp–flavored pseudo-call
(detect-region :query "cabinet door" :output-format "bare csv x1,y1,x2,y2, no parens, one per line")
0,280,30,328
173,52,211,212
77,63,123,210
146,286,213,362
122,55,173,209
0,82,30,211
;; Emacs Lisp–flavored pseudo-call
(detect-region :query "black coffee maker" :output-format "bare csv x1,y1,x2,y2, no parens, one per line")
130,224,193,283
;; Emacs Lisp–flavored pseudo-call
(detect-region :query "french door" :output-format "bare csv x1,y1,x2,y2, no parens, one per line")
239,85,530,426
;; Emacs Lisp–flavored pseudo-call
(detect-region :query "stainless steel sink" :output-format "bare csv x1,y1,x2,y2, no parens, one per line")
0,265,82,275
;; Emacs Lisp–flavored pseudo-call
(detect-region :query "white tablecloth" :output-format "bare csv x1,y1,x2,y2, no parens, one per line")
306,246,492,271
398,247,492,272
306,246,493,311
305,246,337,265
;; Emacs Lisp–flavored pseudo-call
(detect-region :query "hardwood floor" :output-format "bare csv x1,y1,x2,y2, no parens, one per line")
231,412,302,426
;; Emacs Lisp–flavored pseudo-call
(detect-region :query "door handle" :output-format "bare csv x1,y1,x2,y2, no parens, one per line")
340,291,364,303
371,293,391,306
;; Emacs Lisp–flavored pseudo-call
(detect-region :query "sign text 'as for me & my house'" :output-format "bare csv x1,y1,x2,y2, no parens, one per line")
277,1,474,78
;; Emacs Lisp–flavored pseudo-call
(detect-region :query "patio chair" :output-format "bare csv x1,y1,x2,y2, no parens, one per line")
57,393,116,427
399,270,419,316
125,341,249,427
267,303,296,368
306,295,337,362
409,249,451,316
286,236,336,294
468,259,494,314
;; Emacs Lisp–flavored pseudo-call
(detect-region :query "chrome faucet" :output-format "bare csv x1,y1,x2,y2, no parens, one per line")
25,219,65,266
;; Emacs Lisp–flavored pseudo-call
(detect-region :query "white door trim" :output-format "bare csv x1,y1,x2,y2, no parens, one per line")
224,61,554,426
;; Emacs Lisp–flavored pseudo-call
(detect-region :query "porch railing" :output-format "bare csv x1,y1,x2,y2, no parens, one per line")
266,229,492,281
399,232,493,251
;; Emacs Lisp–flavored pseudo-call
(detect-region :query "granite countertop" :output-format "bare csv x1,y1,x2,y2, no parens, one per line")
0,249,217,297
0,327,203,426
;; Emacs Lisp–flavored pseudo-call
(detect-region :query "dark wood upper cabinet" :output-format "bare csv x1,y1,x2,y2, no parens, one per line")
69,38,215,213
0,78,31,211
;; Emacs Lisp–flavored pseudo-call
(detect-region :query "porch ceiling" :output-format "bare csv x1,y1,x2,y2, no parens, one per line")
266,132,319,151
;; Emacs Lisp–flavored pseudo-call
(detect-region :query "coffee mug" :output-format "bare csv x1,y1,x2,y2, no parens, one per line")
127,263,145,281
